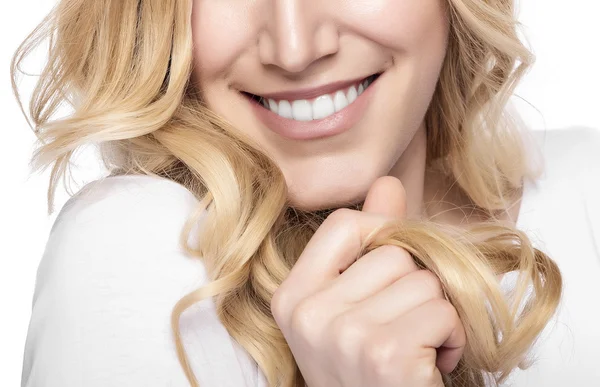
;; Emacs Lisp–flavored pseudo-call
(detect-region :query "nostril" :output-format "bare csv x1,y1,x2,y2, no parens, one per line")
274,49,316,74
256,29,314,73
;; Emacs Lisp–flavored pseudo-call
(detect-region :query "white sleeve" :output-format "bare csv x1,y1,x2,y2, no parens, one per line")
21,176,260,387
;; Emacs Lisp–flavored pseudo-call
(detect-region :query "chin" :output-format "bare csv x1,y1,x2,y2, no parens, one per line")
285,181,370,212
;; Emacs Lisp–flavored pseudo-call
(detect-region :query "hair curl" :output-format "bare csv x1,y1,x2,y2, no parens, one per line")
11,0,561,386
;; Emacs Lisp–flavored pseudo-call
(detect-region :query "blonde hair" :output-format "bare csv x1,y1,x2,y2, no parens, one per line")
12,0,561,386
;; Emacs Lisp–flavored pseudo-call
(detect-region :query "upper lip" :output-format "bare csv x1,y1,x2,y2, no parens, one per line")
242,74,377,101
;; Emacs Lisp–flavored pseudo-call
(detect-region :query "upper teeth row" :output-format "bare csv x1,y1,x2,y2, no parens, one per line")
260,76,375,122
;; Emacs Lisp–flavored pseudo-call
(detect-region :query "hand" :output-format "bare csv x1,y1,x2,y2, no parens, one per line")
271,176,465,387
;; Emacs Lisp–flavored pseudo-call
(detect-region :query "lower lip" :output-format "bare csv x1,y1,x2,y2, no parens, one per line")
246,78,378,141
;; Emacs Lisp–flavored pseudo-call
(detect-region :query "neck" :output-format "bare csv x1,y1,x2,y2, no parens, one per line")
395,124,523,228
388,123,428,220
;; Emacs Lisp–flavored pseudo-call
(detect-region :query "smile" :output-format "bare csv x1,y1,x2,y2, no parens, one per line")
249,74,379,122
242,73,382,141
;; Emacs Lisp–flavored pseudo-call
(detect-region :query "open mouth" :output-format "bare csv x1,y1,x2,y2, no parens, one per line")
242,73,382,122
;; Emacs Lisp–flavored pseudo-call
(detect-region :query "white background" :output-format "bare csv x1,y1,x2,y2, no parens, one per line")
1,0,599,385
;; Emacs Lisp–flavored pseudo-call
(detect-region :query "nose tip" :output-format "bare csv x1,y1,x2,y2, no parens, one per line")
273,31,316,73
259,2,339,74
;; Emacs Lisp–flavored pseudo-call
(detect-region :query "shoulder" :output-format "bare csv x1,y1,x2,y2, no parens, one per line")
35,174,207,304
52,174,200,236
22,175,256,386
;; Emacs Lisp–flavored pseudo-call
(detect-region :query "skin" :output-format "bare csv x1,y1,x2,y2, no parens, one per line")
190,1,511,385
271,176,465,386
191,0,449,216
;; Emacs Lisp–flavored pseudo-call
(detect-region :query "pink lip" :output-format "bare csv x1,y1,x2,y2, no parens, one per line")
254,75,373,101
247,74,380,141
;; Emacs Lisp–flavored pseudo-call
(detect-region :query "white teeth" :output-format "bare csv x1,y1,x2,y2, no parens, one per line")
333,91,349,112
292,100,313,121
312,95,335,120
268,98,278,113
278,100,293,119
347,86,358,104
258,76,376,121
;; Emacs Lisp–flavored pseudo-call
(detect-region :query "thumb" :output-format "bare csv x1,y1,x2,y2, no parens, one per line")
362,176,407,219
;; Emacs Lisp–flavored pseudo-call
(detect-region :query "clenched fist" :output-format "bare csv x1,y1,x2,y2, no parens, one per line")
271,176,465,387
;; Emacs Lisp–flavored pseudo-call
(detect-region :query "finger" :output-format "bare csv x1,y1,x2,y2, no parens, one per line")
321,245,418,304
392,298,466,375
350,269,444,323
292,176,406,292
362,176,407,219
274,209,398,322
273,177,407,324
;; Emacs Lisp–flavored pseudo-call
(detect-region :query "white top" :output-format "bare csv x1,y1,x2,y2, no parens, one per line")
21,128,600,387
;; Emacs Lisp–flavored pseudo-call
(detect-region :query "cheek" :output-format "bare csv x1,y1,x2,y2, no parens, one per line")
342,0,449,57
192,0,448,80
191,1,255,79
364,0,449,107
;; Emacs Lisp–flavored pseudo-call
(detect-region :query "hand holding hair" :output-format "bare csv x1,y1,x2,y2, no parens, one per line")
271,176,466,387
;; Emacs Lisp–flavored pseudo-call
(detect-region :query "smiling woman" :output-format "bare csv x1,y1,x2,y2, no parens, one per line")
11,0,600,387
191,0,450,211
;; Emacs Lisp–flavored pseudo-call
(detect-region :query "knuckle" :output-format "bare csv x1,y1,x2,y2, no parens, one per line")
414,270,444,298
362,337,398,380
387,244,413,260
331,313,366,350
289,296,324,341
411,360,439,384
321,209,360,243
433,298,459,321
325,208,357,226
379,245,418,272
270,287,289,322
363,338,439,385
